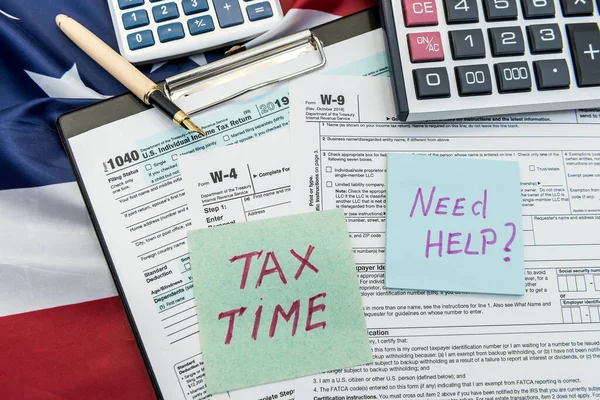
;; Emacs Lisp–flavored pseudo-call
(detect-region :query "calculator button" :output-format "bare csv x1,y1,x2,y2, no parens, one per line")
118,0,144,10
408,32,444,62
521,0,555,18
413,68,451,99
443,0,479,23
533,59,571,90
188,15,215,34
157,22,185,42
495,62,532,92
127,30,155,50
560,0,594,16
483,0,518,20
213,0,244,28
449,29,486,59
455,65,493,96
182,0,209,15
152,2,179,22
402,0,438,27
527,24,563,53
247,2,273,21
489,27,525,57
566,23,600,87
122,10,149,29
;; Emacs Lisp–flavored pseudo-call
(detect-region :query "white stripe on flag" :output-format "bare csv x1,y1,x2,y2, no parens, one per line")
0,182,116,317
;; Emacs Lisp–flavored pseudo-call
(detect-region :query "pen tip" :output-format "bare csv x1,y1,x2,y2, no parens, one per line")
55,14,68,27
182,119,206,136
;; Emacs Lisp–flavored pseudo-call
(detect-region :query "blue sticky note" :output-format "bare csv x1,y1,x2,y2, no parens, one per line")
385,154,525,295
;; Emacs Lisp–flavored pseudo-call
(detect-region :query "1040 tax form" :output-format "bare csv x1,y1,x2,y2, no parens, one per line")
290,76,600,399
65,30,387,400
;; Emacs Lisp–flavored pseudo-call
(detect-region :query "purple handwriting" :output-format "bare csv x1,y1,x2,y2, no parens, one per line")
410,187,515,261
217,245,327,345
410,186,487,218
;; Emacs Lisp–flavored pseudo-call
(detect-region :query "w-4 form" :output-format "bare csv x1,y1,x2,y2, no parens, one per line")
290,76,600,399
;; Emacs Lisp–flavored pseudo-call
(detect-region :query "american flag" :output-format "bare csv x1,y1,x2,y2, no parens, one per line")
0,0,375,398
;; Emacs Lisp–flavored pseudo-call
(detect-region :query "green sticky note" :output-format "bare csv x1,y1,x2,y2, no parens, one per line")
188,210,372,394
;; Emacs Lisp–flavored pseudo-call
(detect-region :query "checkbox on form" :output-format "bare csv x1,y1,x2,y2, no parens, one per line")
326,166,332,173
326,181,333,187
223,135,230,142
172,154,178,161
529,165,535,171
145,164,152,171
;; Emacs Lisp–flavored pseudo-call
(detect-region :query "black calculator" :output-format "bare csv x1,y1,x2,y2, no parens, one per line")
379,0,600,121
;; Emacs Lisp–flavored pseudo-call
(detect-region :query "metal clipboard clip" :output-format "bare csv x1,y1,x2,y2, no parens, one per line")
163,30,326,116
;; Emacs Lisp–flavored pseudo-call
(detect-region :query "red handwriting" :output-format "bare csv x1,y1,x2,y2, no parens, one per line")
291,245,318,280
269,300,300,338
220,293,327,345
306,292,327,331
252,303,262,340
220,245,327,345
218,307,247,345
256,251,288,289
229,251,263,290
230,245,319,289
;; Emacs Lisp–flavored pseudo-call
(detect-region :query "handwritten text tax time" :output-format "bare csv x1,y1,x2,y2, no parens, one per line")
218,245,327,345
410,187,517,262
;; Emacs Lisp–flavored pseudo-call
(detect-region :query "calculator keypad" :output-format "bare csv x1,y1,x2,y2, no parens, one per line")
109,0,282,63
187,15,215,34
449,29,486,59
213,0,244,27
560,0,594,16
413,68,451,98
157,22,185,42
566,23,600,86
444,0,480,23
455,64,493,95
495,61,532,92
489,27,526,56
182,0,209,15
119,0,145,10
533,59,571,89
122,10,150,29
247,2,273,21
127,30,155,50
403,0,439,26
483,0,519,20
408,32,445,62
152,3,179,22
386,0,600,120
521,0,556,18
527,24,563,53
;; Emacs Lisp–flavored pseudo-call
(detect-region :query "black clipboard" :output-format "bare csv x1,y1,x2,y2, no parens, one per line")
56,8,382,399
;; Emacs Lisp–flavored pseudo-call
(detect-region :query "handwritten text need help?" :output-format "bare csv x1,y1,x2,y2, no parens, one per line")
410,187,517,262
218,245,326,345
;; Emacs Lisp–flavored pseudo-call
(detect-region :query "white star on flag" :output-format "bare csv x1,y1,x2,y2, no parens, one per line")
25,64,109,100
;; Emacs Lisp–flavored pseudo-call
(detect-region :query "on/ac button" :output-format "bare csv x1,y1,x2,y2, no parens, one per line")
402,0,439,27
408,32,444,62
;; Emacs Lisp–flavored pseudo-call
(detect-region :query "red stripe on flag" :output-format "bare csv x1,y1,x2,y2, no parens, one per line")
0,297,155,400
280,0,376,15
